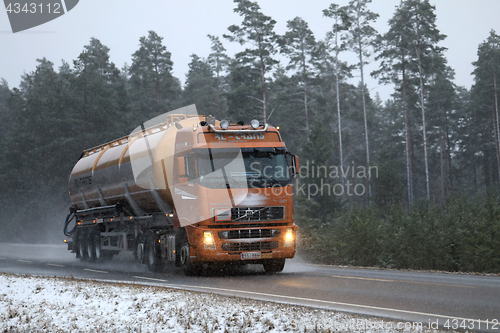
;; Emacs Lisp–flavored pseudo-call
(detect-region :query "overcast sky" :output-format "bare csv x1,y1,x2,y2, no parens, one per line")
1,0,500,102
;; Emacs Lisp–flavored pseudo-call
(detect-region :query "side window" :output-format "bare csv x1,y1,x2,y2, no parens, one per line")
286,152,296,177
185,154,196,180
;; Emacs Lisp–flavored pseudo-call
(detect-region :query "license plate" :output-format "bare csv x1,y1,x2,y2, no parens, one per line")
241,252,261,260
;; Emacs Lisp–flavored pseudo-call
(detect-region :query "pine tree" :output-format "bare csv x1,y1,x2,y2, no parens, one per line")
373,0,446,204
426,63,457,203
405,0,447,200
280,16,317,141
224,0,279,123
373,5,416,205
0,79,13,222
225,55,261,122
0,79,11,140
207,35,230,117
471,30,500,187
344,0,379,197
323,4,350,188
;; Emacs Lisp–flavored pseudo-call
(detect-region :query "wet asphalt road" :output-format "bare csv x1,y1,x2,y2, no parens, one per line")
1,243,499,332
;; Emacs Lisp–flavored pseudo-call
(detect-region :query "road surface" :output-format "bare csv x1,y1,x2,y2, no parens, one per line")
1,243,499,332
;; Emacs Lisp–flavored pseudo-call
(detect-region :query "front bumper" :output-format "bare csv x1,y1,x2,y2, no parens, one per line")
190,225,298,263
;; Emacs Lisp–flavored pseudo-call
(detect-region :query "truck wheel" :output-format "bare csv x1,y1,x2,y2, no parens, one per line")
136,242,145,264
263,259,285,274
179,239,200,276
134,234,145,264
78,234,88,261
87,233,102,262
146,235,162,272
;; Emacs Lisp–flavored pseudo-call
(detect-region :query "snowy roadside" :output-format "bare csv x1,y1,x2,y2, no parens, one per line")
0,273,454,333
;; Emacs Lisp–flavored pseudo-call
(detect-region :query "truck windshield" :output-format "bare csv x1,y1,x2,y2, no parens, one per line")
195,148,292,188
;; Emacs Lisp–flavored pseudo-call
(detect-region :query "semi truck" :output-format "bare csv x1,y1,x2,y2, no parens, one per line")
64,108,298,275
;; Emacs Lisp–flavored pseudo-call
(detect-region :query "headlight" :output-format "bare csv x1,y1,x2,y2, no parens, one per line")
203,231,216,250
284,228,294,247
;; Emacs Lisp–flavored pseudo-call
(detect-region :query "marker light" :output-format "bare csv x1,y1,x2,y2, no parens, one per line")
251,119,260,129
284,228,294,247
204,231,216,250
221,119,230,130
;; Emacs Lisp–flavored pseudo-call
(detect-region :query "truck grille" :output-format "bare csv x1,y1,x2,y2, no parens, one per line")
230,206,284,222
221,241,279,252
218,229,281,239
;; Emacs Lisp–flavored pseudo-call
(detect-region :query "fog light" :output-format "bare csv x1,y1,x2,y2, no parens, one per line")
221,119,230,130
284,228,294,247
204,231,216,250
251,119,260,129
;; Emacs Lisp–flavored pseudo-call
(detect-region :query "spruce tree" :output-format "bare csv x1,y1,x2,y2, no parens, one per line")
182,54,219,117
129,31,181,121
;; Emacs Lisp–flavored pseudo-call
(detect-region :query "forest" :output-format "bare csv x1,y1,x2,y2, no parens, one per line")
1,0,499,272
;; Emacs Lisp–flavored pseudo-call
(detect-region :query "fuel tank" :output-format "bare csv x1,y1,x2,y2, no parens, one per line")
68,115,203,214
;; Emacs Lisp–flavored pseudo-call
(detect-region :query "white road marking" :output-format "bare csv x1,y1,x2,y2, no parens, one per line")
325,274,394,282
83,269,108,274
0,258,6,260
133,276,168,283
400,280,475,289
305,272,475,288
17,260,32,263
46,263,65,268
164,283,492,326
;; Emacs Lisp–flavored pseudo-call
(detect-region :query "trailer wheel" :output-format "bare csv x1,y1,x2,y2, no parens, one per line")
263,259,285,274
146,235,162,272
87,233,102,262
179,238,200,276
78,234,88,261
136,242,145,264
134,234,145,264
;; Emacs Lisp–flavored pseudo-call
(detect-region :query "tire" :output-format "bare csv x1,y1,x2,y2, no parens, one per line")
135,242,145,264
179,236,200,276
263,259,285,274
77,233,88,261
134,234,145,264
87,233,102,262
146,234,163,272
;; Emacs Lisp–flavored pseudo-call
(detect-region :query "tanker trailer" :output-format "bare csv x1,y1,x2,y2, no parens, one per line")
64,111,299,275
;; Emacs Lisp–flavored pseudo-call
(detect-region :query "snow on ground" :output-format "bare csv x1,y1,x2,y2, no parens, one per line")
0,273,453,333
